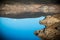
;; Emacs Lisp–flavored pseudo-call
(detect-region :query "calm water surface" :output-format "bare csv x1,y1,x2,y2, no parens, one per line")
0,16,45,40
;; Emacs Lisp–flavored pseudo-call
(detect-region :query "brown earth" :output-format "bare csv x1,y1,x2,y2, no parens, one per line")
0,3,60,18
35,14,60,40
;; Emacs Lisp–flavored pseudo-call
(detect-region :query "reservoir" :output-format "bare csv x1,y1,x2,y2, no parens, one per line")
0,16,45,40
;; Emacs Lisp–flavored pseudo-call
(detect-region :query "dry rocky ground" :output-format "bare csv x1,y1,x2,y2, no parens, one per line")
0,4,60,18
35,14,60,40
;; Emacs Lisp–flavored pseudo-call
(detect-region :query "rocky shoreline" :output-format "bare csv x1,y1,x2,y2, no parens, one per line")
35,14,60,40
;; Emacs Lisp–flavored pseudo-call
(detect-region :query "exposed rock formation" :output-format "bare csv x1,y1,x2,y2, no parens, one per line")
0,3,60,18
0,0,60,4
35,14,60,40
0,0,60,18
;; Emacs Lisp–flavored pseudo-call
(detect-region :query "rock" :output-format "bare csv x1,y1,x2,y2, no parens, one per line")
35,14,60,40
0,3,60,18
40,14,60,27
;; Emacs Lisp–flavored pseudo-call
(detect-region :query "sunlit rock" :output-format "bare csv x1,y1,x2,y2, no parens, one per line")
35,14,60,40
0,3,60,18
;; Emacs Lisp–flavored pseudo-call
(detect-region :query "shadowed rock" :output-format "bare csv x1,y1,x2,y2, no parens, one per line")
0,0,60,4
0,3,60,18
0,0,60,18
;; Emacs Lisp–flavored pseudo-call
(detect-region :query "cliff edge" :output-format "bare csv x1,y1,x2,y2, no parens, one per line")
35,14,60,40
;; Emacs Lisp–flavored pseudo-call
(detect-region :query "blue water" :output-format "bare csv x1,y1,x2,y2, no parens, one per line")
0,16,45,40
